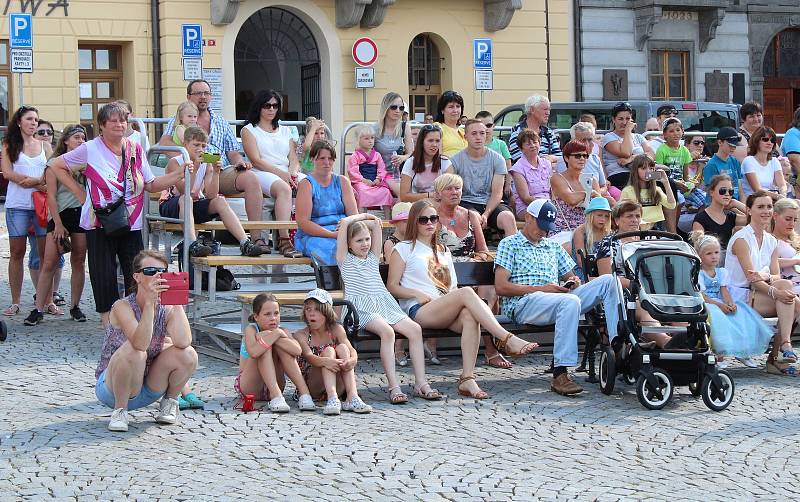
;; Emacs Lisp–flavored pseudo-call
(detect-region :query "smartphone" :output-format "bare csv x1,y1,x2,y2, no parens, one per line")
644,172,656,181
562,279,577,289
160,271,189,305
202,152,221,164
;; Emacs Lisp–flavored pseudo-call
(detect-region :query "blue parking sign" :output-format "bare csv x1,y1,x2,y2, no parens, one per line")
10,13,33,49
182,24,203,58
473,38,492,69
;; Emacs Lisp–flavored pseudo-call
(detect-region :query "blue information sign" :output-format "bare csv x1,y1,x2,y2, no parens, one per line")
182,24,203,58
10,13,33,49
473,38,492,69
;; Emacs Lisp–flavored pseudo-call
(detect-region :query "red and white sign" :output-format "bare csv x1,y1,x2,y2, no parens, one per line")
352,37,378,67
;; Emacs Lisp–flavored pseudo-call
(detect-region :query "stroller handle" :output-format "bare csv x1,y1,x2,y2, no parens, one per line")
613,230,682,241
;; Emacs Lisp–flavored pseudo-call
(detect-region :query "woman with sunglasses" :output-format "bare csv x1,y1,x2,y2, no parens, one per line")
375,92,414,195
692,174,747,265
25,125,90,326
602,102,654,190
399,124,449,202
95,250,198,432
550,140,606,235
1,106,52,317
433,91,467,158
387,200,537,399
741,126,786,201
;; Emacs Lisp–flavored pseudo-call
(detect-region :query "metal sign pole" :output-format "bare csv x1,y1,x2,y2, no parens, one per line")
18,73,23,106
362,88,367,121
480,90,484,112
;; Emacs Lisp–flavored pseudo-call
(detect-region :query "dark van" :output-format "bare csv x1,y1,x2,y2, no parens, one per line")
494,101,739,144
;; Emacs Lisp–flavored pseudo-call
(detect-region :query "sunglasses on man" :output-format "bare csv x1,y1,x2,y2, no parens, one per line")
138,267,167,276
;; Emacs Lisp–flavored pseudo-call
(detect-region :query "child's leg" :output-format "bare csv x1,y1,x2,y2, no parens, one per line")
177,196,198,241
236,359,268,399
275,347,311,396
335,343,359,402
393,318,428,388
209,198,247,243
365,318,399,390
319,346,339,399
256,351,283,399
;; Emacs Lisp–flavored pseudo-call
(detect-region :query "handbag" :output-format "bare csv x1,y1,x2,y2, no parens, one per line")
89,141,132,237
56,234,72,255
32,190,48,227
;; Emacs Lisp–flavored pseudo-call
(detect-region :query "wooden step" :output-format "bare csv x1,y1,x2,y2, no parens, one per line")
191,255,311,266
237,290,345,305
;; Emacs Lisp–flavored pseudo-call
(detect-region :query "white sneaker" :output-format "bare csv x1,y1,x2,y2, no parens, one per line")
323,397,341,415
108,408,129,432
155,397,180,424
268,395,290,413
297,394,316,411
736,356,759,368
342,395,373,414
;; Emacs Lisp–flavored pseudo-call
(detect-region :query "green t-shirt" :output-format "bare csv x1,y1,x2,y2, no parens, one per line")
655,143,692,181
486,137,511,161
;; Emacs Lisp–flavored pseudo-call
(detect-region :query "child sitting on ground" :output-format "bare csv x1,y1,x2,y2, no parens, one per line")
348,124,394,219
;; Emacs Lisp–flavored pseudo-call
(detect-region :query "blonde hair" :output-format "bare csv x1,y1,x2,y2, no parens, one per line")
585,211,612,251
434,173,463,193
302,299,337,328
175,101,199,126
378,92,404,138
347,221,370,253
690,231,720,255
773,198,800,251
354,124,376,140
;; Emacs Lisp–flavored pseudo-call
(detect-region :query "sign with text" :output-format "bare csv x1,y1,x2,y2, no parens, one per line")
473,38,492,69
474,70,493,90
11,48,32,72
203,68,223,112
181,24,202,58
10,13,32,48
183,58,202,81
355,67,375,88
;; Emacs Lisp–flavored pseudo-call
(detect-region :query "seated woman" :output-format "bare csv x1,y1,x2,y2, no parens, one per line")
510,128,552,220
159,126,265,257
741,126,786,201
726,190,800,374
563,197,612,281
692,174,747,264
387,199,537,399
294,140,358,265
773,198,800,294
399,124,450,202
550,140,608,234
94,250,198,432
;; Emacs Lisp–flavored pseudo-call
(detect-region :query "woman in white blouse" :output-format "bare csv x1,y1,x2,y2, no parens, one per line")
741,126,786,201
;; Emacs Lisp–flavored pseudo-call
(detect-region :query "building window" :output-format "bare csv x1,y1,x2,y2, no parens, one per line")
764,28,800,78
408,34,441,118
650,50,689,101
78,45,123,138
0,40,11,127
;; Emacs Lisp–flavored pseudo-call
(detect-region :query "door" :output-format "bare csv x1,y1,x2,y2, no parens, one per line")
764,88,793,133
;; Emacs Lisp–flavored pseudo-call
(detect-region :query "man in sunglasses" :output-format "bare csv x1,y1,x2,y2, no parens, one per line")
703,127,745,205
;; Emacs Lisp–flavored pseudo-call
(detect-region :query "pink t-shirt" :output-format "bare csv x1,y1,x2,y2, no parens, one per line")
61,137,155,231
510,155,552,214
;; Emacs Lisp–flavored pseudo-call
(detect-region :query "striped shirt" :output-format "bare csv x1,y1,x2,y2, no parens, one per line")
507,121,562,163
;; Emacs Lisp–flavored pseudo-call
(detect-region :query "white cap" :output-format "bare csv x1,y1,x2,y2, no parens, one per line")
304,288,333,305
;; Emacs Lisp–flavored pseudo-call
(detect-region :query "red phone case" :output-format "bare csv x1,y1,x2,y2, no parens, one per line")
160,271,189,305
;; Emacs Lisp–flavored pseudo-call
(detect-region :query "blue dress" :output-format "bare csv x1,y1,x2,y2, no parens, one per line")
294,174,347,265
700,268,772,358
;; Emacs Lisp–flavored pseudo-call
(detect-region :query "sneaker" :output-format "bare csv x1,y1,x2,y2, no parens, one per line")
268,395,290,413
108,408,129,432
155,398,180,424
736,356,759,368
70,306,87,322
177,395,190,410
551,373,583,396
297,394,316,411
181,392,205,409
23,309,43,326
342,395,373,414
323,397,341,415
240,239,265,257
52,292,66,306
189,240,213,257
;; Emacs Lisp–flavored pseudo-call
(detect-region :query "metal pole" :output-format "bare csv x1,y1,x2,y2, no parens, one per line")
480,90,484,112
362,88,367,121
18,73,23,106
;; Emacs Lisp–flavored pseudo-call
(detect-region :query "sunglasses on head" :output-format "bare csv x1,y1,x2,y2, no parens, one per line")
421,124,441,132
36,129,53,137
570,153,590,159
717,188,734,196
691,140,705,145
417,215,440,225
138,266,167,276
262,102,279,110
663,110,678,116
389,104,405,111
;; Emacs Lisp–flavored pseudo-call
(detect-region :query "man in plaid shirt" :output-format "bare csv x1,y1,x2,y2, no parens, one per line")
494,199,620,396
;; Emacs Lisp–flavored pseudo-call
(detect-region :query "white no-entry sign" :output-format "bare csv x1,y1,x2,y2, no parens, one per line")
352,37,378,67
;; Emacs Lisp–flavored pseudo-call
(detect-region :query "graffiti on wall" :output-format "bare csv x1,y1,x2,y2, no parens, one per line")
3,0,69,17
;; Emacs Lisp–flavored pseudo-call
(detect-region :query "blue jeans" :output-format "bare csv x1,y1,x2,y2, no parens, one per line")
513,275,620,368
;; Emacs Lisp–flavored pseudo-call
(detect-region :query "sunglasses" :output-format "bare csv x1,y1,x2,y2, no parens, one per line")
663,110,678,116
389,104,405,111
717,188,735,196
570,153,590,159
138,266,167,276
691,140,706,145
760,136,776,143
417,215,440,225
36,130,53,137
262,102,280,110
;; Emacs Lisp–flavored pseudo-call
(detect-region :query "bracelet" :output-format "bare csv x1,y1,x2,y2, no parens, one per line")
257,336,272,350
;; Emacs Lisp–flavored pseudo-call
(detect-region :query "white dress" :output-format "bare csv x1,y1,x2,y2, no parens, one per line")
725,225,777,303
339,251,407,326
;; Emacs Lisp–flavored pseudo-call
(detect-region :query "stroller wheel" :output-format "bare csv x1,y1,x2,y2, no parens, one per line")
599,346,616,395
688,381,702,397
701,370,735,412
636,370,673,410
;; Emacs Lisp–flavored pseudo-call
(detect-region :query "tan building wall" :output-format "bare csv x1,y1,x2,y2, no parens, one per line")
0,0,573,137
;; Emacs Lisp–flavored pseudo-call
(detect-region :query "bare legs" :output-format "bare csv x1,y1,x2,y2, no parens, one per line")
233,170,265,244
752,279,800,362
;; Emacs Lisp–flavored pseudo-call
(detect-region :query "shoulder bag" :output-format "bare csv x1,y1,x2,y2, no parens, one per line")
89,141,133,237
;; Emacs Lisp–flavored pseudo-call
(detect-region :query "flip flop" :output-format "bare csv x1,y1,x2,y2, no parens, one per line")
485,352,512,369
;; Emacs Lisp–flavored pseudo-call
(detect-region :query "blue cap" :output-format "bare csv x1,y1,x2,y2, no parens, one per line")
584,197,612,215
526,199,557,232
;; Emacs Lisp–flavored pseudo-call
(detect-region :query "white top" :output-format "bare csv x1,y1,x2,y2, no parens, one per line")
725,225,777,297
741,156,782,195
192,162,208,196
243,123,293,172
5,143,46,210
602,131,647,178
400,157,451,193
393,240,458,313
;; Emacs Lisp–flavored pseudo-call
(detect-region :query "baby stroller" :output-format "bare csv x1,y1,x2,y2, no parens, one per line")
598,231,735,411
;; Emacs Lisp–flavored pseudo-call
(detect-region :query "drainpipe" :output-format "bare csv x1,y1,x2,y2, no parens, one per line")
150,0,164,137
545,0,552,101
573,0,583,101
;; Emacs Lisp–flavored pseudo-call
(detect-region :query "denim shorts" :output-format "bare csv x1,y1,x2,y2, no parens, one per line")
6,207,46,238
408,303,423,320
95,368,164,410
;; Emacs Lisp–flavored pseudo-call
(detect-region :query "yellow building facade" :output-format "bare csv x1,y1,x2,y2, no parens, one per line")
0,0,573,136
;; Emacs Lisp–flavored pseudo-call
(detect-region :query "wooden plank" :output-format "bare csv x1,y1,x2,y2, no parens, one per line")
163,220,395,232
192,255,311,266
237,290,345,304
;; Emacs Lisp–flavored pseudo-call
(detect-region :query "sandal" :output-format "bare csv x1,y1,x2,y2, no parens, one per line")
3,304,20,316
388,386,409,404
777,344,798,364
457,375,489,400
412,383,443,401
253,238,272,254
494,332,538,358
766,360,798,376
485,352,513,369
277,237,303,258
45,303,64,316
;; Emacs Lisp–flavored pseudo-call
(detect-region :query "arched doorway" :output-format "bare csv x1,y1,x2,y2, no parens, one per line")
408,34,443,120
234,7,321,122
763,28,800,133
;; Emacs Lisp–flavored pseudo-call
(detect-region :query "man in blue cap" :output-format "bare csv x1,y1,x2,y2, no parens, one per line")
702,127,744,204
494,199,621,396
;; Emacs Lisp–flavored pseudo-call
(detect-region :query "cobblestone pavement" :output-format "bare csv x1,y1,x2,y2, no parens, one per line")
2,211,800,501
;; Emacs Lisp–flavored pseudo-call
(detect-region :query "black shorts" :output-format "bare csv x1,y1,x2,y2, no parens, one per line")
159,196,216,224
46,207,85,234
459,201,512,231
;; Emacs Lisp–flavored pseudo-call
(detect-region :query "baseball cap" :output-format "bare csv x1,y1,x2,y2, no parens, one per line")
584,197,612,215
390,202,412,223
304,288,333,305
526,199,557,232
717,126,740,146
